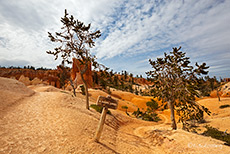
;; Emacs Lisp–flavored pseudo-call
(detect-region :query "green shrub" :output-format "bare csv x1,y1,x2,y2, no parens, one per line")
142,112,161,122
90,104,111,114
132,107,161,122
219,104,230,109
202,125,230,146
121,105,128,110
80,85,85,95
146,99,158,110
132,108,143,118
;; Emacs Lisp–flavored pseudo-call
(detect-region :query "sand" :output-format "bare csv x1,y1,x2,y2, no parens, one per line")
0,77,34,114
0,77,229,153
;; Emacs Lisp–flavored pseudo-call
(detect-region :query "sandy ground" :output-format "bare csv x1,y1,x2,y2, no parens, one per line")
0,77,230,153
197,97,230,132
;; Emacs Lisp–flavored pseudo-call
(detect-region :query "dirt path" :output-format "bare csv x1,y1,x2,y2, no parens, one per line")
1,92,76,153
0,90,115,154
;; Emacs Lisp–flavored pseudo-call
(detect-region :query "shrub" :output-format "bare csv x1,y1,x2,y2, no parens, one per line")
121,105,128,110
146,99,158,110
121,105,129,116
142,112,161,122
132,107,161,122
219,104,230,109
80,85,85,95
202,125,230,146
90,104,111,114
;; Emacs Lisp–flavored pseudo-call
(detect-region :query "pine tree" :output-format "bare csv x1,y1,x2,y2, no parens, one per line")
146,47,211,130
46,9,101,110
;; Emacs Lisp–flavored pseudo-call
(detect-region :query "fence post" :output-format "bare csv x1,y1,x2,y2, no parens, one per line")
94,106,108,142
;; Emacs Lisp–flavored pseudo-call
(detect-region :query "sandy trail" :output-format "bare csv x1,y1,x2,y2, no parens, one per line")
1,92,80,153
0,89,119,153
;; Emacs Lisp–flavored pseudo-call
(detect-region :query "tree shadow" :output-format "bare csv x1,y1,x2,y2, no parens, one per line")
97,141,120,154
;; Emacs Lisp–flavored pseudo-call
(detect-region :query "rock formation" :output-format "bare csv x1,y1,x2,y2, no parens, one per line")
0,68,62,88
71,58,93,88
210,82,230,97
30,77,43,85
18,75,31,86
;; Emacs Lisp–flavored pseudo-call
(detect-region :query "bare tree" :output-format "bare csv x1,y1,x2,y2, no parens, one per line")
47,9,101,109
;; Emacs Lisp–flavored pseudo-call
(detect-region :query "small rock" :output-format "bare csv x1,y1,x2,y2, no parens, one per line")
38,146,46,152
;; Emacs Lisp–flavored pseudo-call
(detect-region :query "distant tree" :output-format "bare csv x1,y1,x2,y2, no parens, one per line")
109,69,114,77
135,87,139,95
46,9,101,110
58,62,71,89
113,75,118,87
146,47,211,130
197,76,221,97
30,66,35,70
130,73,133,78
124,70,128,79
99,78,107,89
128,84,133,93
93,71,99,85
120,81,124,90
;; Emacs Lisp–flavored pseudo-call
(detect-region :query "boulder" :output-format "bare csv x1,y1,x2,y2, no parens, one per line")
31,77,42,85
18,75,31,86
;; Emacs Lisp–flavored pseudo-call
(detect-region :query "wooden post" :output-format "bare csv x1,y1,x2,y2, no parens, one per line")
94,106,108,142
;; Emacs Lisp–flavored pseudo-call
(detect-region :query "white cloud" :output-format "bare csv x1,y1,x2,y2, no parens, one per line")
0,0,229,77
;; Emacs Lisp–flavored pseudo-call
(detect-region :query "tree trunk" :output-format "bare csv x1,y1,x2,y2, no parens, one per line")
73,87,76,97
69,79,76,96
217,88,221,102
168,100,177,130
81,73,89,110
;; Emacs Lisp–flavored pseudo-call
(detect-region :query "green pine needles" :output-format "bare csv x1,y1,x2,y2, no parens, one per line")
146,47,211,130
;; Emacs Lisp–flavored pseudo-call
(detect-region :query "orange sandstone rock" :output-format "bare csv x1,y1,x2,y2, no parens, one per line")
210,90,223,98
71,58,93,88
0,68,62,88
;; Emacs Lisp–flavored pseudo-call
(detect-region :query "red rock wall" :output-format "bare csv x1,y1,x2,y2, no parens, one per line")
71,58,93,88
0,68,61,88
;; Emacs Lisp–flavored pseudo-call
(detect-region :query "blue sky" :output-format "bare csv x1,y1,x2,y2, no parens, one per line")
0,0,229,78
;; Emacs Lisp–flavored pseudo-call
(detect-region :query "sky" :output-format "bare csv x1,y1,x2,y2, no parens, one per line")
0,0,229,78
